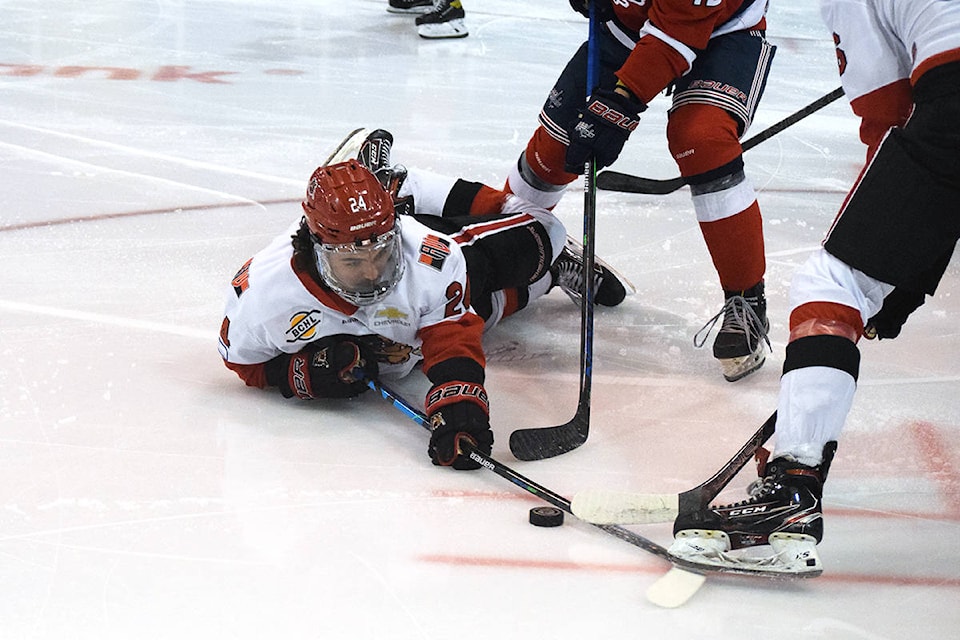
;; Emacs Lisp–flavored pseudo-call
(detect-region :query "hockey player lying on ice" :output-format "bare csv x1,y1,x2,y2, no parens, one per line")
218,129,629,471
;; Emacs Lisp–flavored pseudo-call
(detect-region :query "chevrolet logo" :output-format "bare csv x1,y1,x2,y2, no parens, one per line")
375,307,408,320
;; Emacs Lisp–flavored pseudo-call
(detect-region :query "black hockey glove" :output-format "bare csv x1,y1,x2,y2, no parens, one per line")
568,0,614,21
564,86,646,174
864,287,926,340
426,381,493,470
264,335,378,399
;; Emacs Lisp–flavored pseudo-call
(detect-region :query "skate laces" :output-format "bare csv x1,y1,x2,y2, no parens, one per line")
694,294,771,350
554,250,603,302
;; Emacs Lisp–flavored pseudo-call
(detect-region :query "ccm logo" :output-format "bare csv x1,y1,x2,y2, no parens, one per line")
729,505,769,516
587,100,639,131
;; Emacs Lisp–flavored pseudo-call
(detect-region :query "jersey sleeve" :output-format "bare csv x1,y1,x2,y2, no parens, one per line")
821,1,914,158
410,238,487,385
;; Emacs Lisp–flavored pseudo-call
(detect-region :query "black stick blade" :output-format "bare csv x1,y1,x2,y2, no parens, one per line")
596,171,686,195
509,414,589,461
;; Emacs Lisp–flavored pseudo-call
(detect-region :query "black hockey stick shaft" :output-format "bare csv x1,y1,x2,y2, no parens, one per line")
596,86,846,195
508,7,601,461
676,412,776,517
367,379,678,562
369,379,810,579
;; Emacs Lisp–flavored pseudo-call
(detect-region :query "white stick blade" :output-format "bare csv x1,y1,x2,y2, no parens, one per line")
645,567,706,608
571,489,679,524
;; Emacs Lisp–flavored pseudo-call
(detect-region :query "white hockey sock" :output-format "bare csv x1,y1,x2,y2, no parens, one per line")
505,160,566,210
774,366,856,466
398,168,457,216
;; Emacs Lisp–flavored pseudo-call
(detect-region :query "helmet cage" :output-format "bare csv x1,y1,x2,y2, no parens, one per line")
313,221,405,306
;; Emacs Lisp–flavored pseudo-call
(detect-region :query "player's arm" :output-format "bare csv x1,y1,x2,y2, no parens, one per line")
825,7,913,160
564,1,734,173
219,255,377,400
417,268,493,470
223,323,378,399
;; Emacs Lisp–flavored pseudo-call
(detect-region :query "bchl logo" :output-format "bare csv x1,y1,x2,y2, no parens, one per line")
587,99,639,132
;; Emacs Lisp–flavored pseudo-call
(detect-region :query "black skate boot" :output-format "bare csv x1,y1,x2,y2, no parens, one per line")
670,443,836,575
357,129,394,178
387,0,434,14
357,129,412,215
416,0,468,39
551,238,630,307
696,281,770,382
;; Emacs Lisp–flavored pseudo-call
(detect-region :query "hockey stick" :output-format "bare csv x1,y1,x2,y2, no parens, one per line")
571,412,776,525
508,5,601,461
367,380,818,607
596,86,845,195
367,378,673,560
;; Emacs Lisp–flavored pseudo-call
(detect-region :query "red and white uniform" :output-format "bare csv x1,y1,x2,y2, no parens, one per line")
608,0,768,104
219,169,566,389
219,215,481,384
773,0,960,465
821,0,960,157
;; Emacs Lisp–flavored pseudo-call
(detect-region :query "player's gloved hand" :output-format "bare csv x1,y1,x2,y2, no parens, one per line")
864,287,926,340
564,84,646,174
264,334,378,399
568,0,614,21
426,381,493,470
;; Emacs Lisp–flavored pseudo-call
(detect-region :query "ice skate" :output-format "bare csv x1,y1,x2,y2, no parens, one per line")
669,449,834,576
696,282,770,381
355,128,411,213
322,127,370,167
416,0,468,39
357,129,394,177
551,236,633,307
387,0,434,14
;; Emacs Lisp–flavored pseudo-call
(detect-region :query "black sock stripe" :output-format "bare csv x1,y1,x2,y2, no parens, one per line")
782,335,861,381
442,179,485,218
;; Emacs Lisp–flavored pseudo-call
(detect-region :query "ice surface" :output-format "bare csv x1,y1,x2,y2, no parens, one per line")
1,1,958,638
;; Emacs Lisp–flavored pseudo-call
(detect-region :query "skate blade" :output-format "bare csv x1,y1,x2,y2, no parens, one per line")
769,532,823,572
322,127,369,167
670,530,822,576
418,20,469,39
387,6,432,15
719,347,766,382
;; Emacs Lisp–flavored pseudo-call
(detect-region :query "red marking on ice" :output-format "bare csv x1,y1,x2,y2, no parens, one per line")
909,420,960,518
0,198,300,232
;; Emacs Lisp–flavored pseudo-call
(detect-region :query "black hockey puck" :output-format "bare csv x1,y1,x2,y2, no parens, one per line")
529,506,564,527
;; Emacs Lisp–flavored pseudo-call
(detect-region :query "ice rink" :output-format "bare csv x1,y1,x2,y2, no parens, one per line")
2,1,958,638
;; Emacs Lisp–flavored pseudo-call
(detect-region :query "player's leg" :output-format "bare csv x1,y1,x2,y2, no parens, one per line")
668,29,776,381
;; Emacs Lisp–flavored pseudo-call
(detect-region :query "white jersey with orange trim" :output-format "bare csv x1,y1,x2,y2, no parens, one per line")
820,0,960,102
219,215,476,380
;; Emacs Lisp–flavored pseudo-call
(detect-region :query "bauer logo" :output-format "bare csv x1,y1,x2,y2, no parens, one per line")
469,451,495,471
285,310,323,342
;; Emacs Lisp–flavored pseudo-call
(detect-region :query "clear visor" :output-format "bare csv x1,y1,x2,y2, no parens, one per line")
315,226,404,306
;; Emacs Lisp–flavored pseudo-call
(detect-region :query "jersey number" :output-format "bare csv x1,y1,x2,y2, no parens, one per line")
832,33,847,75
444,282,465,318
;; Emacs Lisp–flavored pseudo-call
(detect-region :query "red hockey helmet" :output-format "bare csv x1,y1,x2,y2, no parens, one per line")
302,160,396,244
302,160,404,306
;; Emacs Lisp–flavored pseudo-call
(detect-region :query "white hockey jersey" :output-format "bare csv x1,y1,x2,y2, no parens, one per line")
218,216,484,384
820,0,960,151
821,0,960,99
